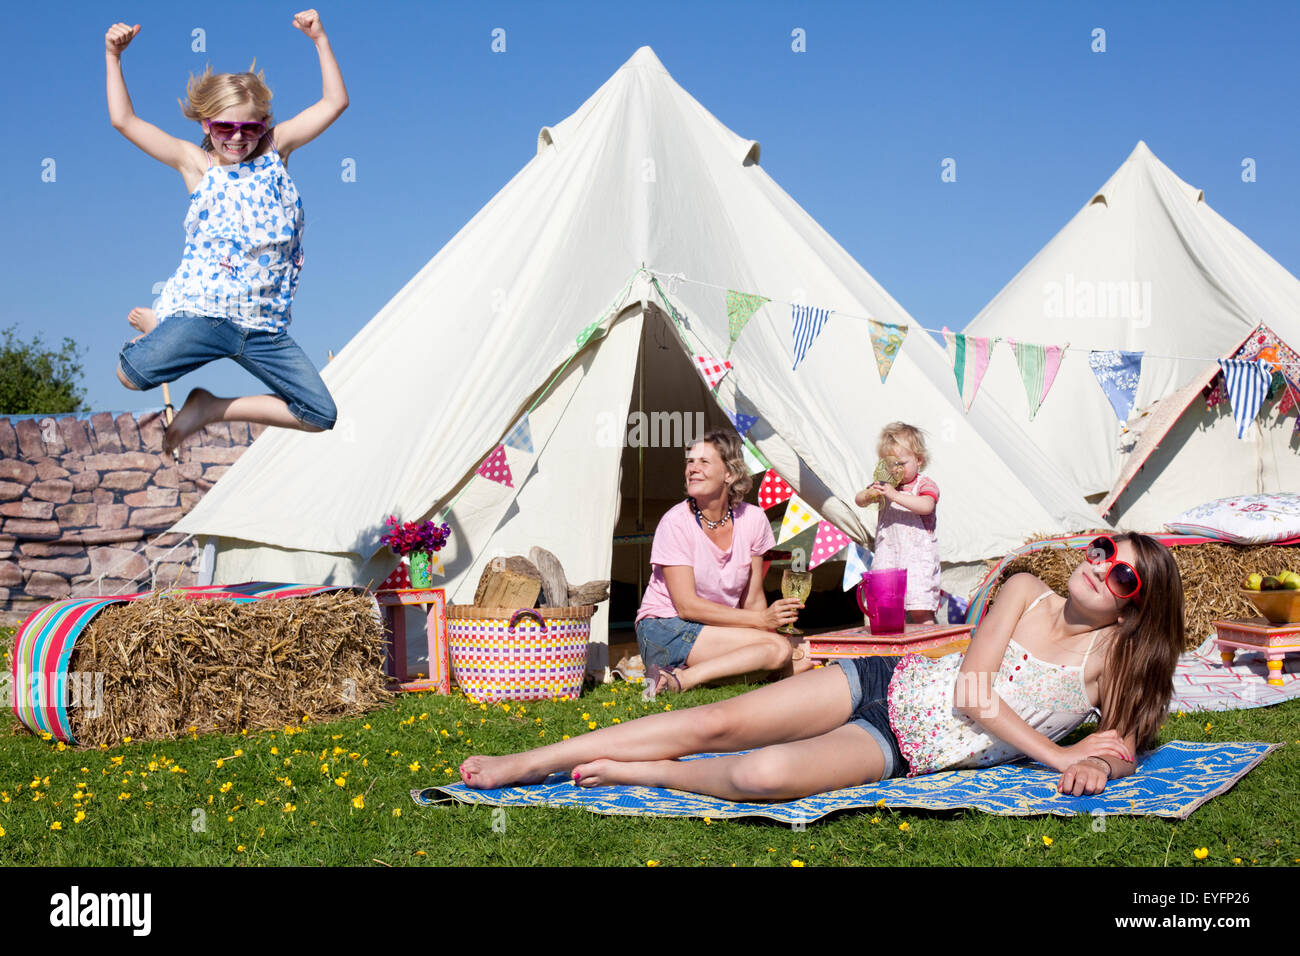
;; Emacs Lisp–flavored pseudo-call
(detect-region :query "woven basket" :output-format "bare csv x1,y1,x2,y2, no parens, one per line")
446,605,595,702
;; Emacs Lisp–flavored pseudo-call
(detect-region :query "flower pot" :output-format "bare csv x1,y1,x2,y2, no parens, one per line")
408,552,433,589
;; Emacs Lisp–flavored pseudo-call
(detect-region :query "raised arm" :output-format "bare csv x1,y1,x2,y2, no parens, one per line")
952,574,1132,790
105,23,206,179
272,10,349,159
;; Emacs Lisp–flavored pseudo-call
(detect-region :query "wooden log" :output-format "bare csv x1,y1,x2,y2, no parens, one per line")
478,568,541,609
530,546,569,607
568,579,610,605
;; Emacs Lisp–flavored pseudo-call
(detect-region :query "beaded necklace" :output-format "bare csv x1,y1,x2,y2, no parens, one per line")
688,496,733,530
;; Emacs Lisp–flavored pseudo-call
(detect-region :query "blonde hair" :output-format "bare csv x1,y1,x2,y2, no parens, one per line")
877,422,929,468
179,63,274,153
690,429,753,507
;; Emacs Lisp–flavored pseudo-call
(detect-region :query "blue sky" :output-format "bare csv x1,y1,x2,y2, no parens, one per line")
4,0,1297,411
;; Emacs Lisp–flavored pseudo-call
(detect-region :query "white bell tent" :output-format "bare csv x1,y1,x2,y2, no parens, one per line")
964,141,1300,530
173,47,1101,669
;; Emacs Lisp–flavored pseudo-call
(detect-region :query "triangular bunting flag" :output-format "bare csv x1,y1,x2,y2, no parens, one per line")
1217,359,1275,439
1009,338,1068,420
693,354,733,391
426,551,446,577
476,444,514,487
503,414,534,454
867,319,908,384
941,326,994,412
742,443,767,475
576,319,602,349
791,304,831,371
726,407,759,437
777,494,820,545
379,562,410,590
841,543,872,591
1087,350,1143,423
725,290,769,356
757,470,794,510
1279,384,1297,417
1233,323,1300,387
809,520,851,570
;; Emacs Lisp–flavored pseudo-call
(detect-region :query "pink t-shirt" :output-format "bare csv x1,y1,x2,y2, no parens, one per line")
635,501,776,623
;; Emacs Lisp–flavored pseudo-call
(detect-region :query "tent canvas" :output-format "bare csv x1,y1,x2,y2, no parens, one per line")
964,141,1300,530
173,47,1103,672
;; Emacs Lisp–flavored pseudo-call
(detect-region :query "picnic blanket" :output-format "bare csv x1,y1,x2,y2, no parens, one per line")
10,582,355,742
412,740,1278,822
1169,634,1300,712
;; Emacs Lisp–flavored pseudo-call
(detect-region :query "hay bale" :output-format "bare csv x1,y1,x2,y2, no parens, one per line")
980,538,1300,648
66,591,388,747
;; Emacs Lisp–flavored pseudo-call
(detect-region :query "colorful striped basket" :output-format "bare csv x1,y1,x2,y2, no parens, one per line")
446,605,594,702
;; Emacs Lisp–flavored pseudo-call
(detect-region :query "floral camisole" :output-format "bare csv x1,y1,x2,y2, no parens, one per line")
886,591,1100,776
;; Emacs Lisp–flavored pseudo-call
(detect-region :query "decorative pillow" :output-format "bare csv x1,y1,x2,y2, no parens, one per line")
1165,493,1300,545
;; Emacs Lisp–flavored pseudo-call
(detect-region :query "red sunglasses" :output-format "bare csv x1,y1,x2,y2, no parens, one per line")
1084,536,1142,602
206,120,268,141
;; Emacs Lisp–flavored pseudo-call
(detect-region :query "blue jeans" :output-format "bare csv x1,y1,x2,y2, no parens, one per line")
635,616,704,670
835,657,907,780
118,313,337,430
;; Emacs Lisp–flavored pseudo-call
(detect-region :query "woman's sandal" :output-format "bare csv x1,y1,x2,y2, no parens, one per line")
643,663,685,701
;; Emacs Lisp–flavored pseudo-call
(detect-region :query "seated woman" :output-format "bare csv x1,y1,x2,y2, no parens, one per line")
634,429,808,697
460,533,1184,799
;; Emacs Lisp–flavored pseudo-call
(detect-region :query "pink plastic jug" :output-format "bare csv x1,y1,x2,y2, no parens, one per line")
856,569,908,634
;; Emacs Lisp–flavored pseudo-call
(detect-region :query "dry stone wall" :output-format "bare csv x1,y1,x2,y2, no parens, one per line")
0,412,260,625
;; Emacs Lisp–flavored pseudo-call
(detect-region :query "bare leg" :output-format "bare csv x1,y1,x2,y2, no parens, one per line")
159,387,323,453
667,625,793,692
460,664,855,789
573,724,886,800
906,610,936,625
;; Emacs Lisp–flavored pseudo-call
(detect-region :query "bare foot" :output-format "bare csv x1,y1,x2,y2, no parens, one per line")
459,754,552,790
791,641,815,674
128,306,158,338
572,757,667,788
163,387,216,454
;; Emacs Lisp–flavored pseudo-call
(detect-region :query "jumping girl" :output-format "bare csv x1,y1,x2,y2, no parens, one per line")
106,10,346,453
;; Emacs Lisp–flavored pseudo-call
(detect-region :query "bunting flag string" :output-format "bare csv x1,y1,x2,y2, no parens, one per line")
726,407,759,437
777,494,820,545
694,354,733,391
742,443,768,475
867,319,908,384
1010,338,1068,420
942,327,995,412
1217,358,1275,439
809,521,851,570
757,470,794,510
476,444,514,487
1087,350,1143,424
502,414,534,454
841,543,872,591
791,304,831,371
725,290,770,356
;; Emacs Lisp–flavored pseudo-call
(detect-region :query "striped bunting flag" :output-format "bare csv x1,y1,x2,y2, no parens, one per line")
1009,338,1068,420
1217,358,1275,439
941,327,994,412
791,304,831,371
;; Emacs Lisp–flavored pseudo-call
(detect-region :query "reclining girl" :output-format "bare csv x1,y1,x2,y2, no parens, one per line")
460,533,1184,799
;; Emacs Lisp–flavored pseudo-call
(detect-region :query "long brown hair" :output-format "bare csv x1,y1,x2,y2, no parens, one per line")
1096,533,1185,749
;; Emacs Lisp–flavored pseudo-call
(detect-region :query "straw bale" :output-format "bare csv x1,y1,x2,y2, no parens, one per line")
980,538,1300,648
66,590,388,747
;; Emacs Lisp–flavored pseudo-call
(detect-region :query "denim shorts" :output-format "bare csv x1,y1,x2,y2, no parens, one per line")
635,616,704,670
835,657,907,780
118,312,337,430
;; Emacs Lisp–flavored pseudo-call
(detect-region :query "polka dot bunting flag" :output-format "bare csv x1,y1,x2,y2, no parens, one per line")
476,444,514,487
777,494,820,545
757,469,794,510
809,520,851,570
694,354,733,391
379,562,410,591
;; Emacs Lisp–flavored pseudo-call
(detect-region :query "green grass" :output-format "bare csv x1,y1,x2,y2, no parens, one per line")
1,626,1296,867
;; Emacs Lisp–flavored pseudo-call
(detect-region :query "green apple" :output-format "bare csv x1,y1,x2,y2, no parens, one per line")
1245,573,1263,591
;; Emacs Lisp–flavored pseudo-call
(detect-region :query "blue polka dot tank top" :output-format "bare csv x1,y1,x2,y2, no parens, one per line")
154,147,305,331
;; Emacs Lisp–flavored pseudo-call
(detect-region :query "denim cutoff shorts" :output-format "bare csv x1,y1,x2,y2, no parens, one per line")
118,312,337,430
834,656,907,780
635,616,704,670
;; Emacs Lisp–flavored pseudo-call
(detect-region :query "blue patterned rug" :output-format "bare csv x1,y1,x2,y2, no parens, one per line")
411,740,1280,822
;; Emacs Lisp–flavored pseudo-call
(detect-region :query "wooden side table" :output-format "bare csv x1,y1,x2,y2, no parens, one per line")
807,621,973,662
376,588,451,693
1212,618,1300,687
